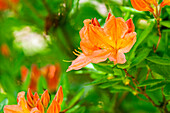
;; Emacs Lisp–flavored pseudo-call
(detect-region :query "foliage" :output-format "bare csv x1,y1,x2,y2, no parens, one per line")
0,0,170,113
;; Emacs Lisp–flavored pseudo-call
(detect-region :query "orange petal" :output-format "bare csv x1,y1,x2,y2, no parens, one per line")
35,99,44,113
47,100,60,113
66,53,91,72
27,88,34,107
131,0,153,12
4,105,24,113
80,22,100,55
41,90,50,108
103,16,129,49
89,25,112,49
160,0,170,7
55,86,63,106
30,107,41,113
91,18,100,27
116,52,126,64
147,0,158,6
17,92,30,112
119,32,137,53
91,49,111,63
126,18,135,33
33,92,40,105
108,52,117,63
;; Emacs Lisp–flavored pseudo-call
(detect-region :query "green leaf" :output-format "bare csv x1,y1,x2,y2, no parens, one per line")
0,98,8,112
160,21,170,28
146,55,170,65
85,77,122,86
37,76,48,93
68,89,85,108
22,73,31,90
148,62,170,79
130,48,151,67
92,64,114,73
110,85,132,93
129,20,155,60
163,84,170,96
147,81,167,91
138,79,164,87
117,63,130,69
99,81,119,89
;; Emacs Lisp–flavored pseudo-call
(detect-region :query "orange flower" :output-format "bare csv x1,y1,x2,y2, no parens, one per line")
130,0,157,12
131,0,170,12
47,86,63,113
0,44,10,57
21,66,29,82
41,90,50,108
40,64,61,92
67,13,136,72
29,64,41,91
0,0,19,10
4,86,64,113
160,0,170,7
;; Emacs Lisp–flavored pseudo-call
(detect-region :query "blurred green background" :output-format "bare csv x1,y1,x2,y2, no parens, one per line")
0,0,170,113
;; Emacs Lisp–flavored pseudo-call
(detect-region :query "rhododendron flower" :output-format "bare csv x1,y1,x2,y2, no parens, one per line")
131,0,170,12
0,44,10,57
131,0,157,12
0,0,19,10
67,13,136,72
160,0,170,7
40,64,61,92
4,86,63,113
29,64,41,91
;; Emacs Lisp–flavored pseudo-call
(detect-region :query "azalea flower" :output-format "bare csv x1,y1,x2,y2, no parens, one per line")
130,0,170,12
67,13,136,72
0,0,19,10
0,44,10,57
4,86,63,113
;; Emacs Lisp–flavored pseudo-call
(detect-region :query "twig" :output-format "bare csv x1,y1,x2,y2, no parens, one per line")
154,17,162,53
145,68,151,90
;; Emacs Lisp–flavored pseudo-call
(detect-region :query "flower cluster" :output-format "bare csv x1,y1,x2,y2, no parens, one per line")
67,13,136,72
4,86,63,113
21,64,61,92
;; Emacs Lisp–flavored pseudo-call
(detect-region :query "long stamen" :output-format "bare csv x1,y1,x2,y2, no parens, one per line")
73,51,79,56
74,49,81,54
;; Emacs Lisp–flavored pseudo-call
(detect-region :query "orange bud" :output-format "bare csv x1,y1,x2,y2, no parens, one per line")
41,90,50,108
47,100,60,113
21,66,29,82
0,44,10,57
33,92,40,104
130,0,153,12
160,0,170,7
54,86,63,106
36,99,44,113
27,88,35,107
